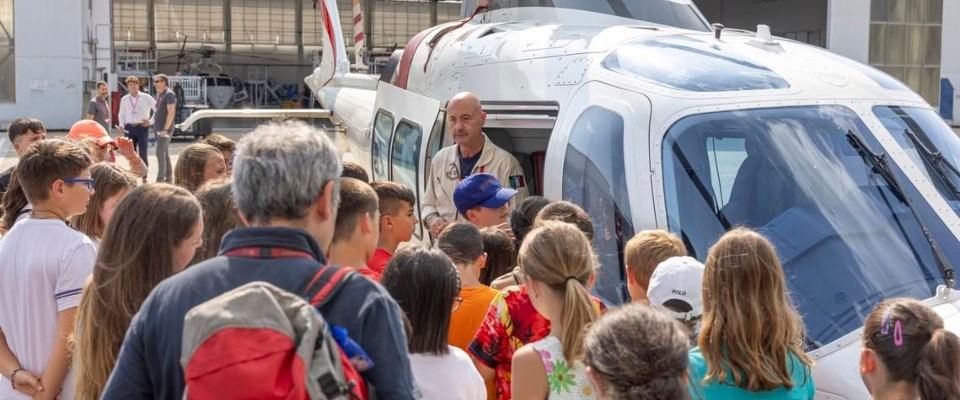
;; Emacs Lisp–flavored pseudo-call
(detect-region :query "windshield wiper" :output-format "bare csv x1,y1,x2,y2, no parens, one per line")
902,128,960,197
846,129,956,289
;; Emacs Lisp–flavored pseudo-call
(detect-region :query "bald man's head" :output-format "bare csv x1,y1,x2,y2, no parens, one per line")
447,92,486,148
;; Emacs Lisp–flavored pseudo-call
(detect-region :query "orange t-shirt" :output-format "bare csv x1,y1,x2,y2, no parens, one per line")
448,285,500,352
449,285,500,400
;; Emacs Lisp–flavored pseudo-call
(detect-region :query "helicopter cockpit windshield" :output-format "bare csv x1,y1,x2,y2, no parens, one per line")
662,105,960,348
479,0,710,31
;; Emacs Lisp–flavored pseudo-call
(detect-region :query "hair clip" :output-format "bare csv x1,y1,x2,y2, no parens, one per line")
881,308,893,335
893,320,903,347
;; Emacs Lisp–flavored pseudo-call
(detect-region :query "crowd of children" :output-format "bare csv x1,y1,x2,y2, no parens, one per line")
0,116,959,400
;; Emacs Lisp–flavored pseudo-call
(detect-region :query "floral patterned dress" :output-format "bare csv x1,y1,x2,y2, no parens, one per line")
529,336,596,399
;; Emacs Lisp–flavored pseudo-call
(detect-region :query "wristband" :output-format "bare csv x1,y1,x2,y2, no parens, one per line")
10,368,23,388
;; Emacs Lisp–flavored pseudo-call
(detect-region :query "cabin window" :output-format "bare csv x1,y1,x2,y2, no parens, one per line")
602,36,790,92
661,105,960,348
705,136,748,208
391,120,423,240
562,107,634,305
372,109,394,180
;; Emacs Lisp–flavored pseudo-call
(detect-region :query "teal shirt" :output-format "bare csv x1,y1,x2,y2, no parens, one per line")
688,347,815,400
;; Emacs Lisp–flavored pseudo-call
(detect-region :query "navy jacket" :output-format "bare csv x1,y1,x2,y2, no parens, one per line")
101,227,417,399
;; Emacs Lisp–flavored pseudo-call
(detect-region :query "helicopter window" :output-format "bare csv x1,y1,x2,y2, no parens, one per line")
705,136,748,208
391,120,423,240
663,105,958,348
562,107,634,305
873,106,960,209
372,109,394,180
485,0,709,31
602,36,790,92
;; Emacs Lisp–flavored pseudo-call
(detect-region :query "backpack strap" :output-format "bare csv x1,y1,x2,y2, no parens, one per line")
302,265,364,399
303,264,356,308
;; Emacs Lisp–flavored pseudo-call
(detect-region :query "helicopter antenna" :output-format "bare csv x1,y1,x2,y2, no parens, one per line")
175,35,188,75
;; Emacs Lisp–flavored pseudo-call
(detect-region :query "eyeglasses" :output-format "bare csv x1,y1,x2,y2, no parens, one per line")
452,296,464,312
63,178,95,191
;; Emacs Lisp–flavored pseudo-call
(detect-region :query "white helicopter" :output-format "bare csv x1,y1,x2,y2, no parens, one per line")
180,0,960,397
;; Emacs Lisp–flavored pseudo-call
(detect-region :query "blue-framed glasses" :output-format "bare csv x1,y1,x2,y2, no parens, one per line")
63,178,95,191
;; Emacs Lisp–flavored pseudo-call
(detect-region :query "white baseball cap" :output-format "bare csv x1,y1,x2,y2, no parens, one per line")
647,256,704,322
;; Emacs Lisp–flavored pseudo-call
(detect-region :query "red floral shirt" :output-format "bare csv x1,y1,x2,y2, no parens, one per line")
467,285,606,400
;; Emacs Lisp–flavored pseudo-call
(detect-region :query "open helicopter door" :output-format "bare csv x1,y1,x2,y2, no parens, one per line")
370,82,443,241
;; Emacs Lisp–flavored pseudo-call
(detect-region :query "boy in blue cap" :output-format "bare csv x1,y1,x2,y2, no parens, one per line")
454,173,518,231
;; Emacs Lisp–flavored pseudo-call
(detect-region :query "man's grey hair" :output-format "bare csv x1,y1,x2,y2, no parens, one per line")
233,120,342,223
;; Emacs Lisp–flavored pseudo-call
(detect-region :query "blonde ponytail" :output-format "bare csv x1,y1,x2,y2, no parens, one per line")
518,220,599,364
560,277,599,363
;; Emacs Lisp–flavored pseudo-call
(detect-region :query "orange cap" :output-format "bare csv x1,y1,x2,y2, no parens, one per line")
68,120,115,147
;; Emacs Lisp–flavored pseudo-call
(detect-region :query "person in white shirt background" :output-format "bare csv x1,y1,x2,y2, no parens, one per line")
117,76,155,183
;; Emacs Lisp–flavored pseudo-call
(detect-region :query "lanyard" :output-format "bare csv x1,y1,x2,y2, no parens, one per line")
130,95,139,110
223,246,316,260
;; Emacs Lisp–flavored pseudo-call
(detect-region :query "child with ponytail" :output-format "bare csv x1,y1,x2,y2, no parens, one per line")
860,298,960,400
510,221,599,399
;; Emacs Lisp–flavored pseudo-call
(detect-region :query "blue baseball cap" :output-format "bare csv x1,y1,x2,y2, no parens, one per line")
454,173,518,216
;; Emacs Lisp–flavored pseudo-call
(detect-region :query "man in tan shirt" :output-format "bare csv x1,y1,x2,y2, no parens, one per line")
422,92,528,238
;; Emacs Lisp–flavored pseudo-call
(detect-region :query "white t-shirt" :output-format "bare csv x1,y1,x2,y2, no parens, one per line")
13,203,32,225
409,346,486,400
0,218,97,400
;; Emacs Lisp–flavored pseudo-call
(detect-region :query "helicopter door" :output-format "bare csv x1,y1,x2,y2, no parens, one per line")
370,82,443,241
546,81,652,305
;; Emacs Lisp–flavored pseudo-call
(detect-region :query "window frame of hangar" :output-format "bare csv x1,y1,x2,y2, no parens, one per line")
0,0,13,104
868,0,943,107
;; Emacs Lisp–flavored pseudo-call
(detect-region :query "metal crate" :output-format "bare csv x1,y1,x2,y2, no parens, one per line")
167,76,208,107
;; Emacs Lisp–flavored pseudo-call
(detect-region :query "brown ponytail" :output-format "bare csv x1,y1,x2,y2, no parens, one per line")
863,298,960,400
916,328,960,400
518,220,599,363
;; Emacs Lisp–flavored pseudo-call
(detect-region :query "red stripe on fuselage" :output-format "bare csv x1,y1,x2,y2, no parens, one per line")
396,25,444,90
321,0,337,87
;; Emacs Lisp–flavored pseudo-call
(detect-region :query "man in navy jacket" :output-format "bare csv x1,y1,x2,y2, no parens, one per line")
102,121,418,399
